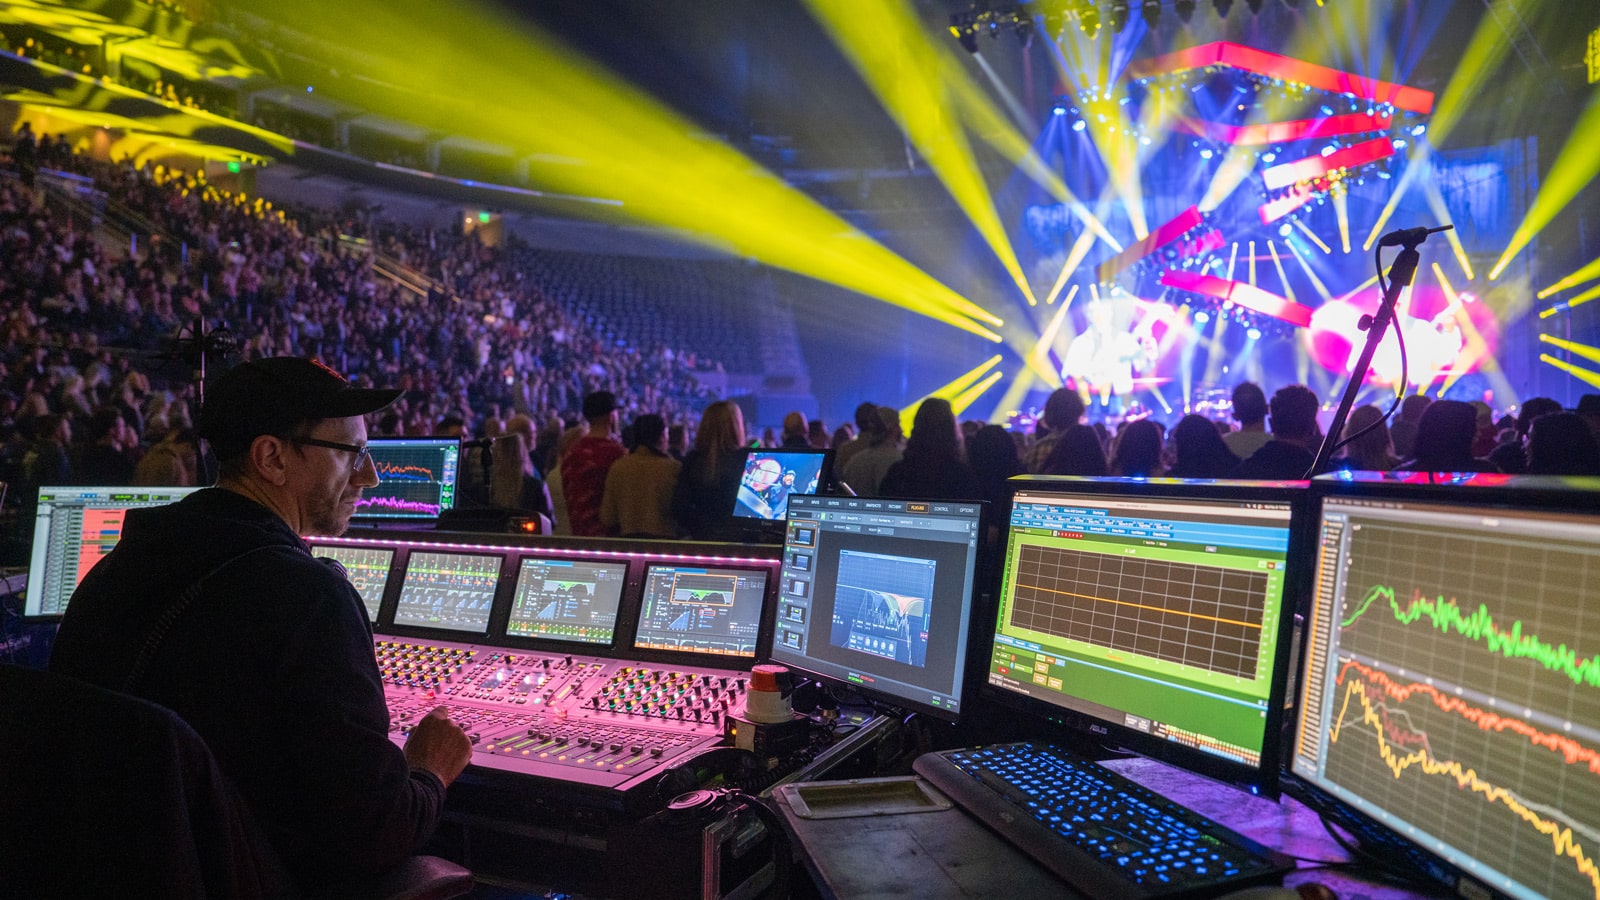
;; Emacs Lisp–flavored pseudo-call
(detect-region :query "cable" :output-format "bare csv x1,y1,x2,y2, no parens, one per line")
1326,245,1412,459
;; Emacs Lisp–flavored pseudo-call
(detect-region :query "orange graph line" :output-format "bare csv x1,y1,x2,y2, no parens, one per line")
1332,674,1600,899
1016,582,1263,630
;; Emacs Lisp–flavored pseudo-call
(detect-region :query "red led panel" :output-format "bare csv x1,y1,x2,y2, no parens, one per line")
1127,42,1435,115
1172,112,1393,146
1096,207,1206,281
1159,270,1315,328
1257,186,1315,224
1261,137,1396,191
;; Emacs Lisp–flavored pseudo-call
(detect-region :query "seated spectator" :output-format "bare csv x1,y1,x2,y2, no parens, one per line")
1166,414,1238,478
1041,424,1107,476
1233,385,1320,479
601,413,681,539
132,426,198,487
76,406,136,485
880,398,978,501
1525,412,1600,476
1398,399,1497,472
1109,419,1165,478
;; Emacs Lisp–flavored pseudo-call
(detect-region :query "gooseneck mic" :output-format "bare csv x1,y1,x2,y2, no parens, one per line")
1378,224,1454,247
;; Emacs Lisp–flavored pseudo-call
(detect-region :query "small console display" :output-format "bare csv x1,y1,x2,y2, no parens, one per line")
309,544,395,622
634,564,768,657
393,551,501,634
503,557,628,645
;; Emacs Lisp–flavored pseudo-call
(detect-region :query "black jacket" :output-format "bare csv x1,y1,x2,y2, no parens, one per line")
50,488,445,890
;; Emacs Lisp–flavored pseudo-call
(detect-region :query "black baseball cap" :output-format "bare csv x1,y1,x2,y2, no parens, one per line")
197,357,401,458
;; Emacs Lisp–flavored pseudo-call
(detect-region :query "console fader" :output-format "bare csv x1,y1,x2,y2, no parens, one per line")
376,638,752,795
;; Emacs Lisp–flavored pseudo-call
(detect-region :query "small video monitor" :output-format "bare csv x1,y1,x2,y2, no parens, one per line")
732,448,832,522
355,437,461,521
25,486,201,618
633,564,769,657
769,495,985,720
503,557,628,645
308,544,395,622
392,550,501,634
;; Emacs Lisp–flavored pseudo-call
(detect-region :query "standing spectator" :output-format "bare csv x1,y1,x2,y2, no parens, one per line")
22,412,72,490
1487,397,1561,475
1233,385,1320,479
968,423,1023,518
601,413,681,538
1388,394,1431,461
807,418,830,450
1025,388,1086,473
841,406,903,497
1578,395,1600,443
672,400,748,541
1222,382,1271,460
76,407,136,485
559,391,626,537
1397,399,1496,472
780,412,810,449
1042,424,1108,476
488,433,552,523
880,399,978,501
1166,414,1238,478
834,402,878,471
666,423,688,462
1109,419,1166,478
1333,404,1398,472
1525,412,1600,476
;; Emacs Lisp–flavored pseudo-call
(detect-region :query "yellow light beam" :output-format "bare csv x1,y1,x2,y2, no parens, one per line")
1491,88,1600,281
951,370,1006,418
1430,2,1531,147
1432,264,1491,396
1541,355,1600,392
1249,241,1258,286
1363,146,1431,252
1043,237,1090,306
805,0,1038,305
1267,241,1297,303
1026,299,1075,391
1538,256,1600,299
1419,175,1473,280
1540,334,1600,369
1333,189,1352,255
1539,281,1600,318
992,369,1040,426
1293,219,1333,255
1284,238,1334,302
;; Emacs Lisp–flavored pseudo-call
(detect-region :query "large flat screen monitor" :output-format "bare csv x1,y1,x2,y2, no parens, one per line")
502,556,628,645
633,563,769,657
769,495,985,721
25,486,201,618
391,550,502,634
984,477,1306,795
308,544,395,622
732,448,832,522
355,437,461,521
1293,473,1600,899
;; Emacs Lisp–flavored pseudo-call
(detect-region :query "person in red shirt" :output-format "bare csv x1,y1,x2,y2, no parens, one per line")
560,391,626,536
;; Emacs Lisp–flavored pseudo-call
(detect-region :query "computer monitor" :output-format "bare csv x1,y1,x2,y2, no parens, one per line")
355,437,461,520
502,556,628,645
984,477,1306,795
1292,473,1600,899
768,495,985,721
633,563,770,657
732,448,832,522
391,550,502,634
308,544,395,622
24,486,202,618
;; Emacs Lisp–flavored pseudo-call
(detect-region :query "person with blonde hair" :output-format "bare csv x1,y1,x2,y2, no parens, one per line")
672,400,748,540
489,432,552,525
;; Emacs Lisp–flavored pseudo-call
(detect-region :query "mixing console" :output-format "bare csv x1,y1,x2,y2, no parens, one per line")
376,638,754,794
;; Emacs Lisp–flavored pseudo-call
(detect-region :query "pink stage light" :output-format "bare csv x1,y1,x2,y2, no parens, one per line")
1126,42,1435,114
1096,207,1222,281
1302,284,1502,384
1172,112,1394,146
1261,137,1396,191
1159,271,1315,328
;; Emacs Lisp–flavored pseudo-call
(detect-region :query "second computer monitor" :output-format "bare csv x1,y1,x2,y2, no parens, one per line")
633,563,769,657
769,495,985,720
355,437,461,521
504,556,628,645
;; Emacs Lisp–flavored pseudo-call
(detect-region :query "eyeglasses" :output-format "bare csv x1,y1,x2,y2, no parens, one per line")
290,436,373,472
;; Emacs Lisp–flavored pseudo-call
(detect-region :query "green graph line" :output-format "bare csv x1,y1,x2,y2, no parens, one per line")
1346,584,1600,688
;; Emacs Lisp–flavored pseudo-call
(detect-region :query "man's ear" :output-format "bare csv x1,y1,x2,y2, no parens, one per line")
249,435,291,486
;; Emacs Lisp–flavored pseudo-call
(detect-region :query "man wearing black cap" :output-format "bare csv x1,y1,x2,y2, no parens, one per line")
50,357,472,890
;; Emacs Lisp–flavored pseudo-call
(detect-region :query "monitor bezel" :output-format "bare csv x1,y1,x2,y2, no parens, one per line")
353,436,463,522
979,475,1312,798
1284,472,1600,897
766,495,988,723
729,447,835,523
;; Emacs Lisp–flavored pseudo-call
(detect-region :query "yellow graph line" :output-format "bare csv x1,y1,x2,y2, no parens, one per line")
1333,678,1600,900
1016,582,1263,630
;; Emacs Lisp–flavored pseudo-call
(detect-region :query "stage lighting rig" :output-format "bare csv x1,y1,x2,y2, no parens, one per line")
1108,2,1130,33
1142,0,1162,27
1245,0,1265,12
947,3,1035,53
1213,0,1233,17
1174,0,1197,23
1080,4,1101,36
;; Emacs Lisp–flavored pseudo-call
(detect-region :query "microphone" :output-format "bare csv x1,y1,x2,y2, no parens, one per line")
1378,224,1454,247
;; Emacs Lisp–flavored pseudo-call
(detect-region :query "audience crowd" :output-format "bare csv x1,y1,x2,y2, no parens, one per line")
1,137,1598,555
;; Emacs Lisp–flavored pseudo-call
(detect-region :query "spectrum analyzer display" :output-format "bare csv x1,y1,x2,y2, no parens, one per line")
356,437,460,520
1296,492,1600,900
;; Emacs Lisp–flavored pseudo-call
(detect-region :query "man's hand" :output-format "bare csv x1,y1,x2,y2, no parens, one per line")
403,706,472,787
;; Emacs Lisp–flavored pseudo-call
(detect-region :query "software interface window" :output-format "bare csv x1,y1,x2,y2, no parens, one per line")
358,438,461,519
504,558,627,644
773,495,983,717
1295,495,1600,900
309,544,395,622
634,564,768,656
991,491,1293,767
392,551,503,633
25,487,201,617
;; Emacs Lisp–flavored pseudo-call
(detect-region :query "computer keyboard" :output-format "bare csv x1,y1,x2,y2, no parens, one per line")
914,742,1295,899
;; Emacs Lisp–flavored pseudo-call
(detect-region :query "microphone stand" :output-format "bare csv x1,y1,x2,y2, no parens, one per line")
1307,235,1428,478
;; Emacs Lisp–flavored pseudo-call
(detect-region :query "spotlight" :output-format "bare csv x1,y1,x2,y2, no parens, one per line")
1213,0,1233,17
949,12,979,53
1013,13,1034,47
1080,5,1101,36
1142,0,1162,27
1108,2,1130,32
1175,0,1197,22
1245,0,1264,12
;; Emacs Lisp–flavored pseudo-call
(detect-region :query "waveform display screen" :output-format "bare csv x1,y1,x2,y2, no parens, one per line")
503,557,627,645
309,544,395,622
1295,492,1600,900
771,495,984,720
988,484,1296,779
25,486,202,617
392,551,502,634
355,437,460,520
634,564,768,657
732,449,832,521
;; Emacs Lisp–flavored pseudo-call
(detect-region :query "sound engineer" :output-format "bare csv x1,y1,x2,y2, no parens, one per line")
50,357,473,891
